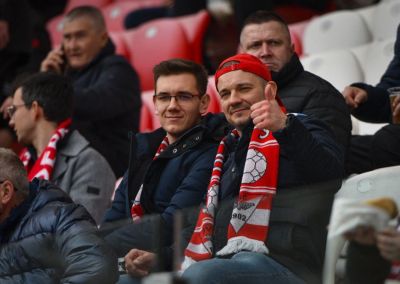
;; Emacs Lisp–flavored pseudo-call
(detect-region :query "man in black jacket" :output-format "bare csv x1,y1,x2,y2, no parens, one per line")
239,11,351,158
40,6,141,177
0,147,118,283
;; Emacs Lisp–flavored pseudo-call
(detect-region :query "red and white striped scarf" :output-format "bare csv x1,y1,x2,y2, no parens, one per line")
182,127,279,269
20,118,71,181
131,136,170,221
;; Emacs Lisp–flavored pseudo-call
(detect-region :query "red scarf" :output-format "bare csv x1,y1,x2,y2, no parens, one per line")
20,118,71,181
182,127,279,269
131,136,170,221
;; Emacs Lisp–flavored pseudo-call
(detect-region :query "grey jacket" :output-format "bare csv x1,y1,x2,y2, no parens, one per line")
53,130,116,224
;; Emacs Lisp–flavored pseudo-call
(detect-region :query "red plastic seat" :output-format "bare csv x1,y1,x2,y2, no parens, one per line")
123,18,192,91
109,31,130,60
175,10,211,63
206,76,221,114
101,0,167,32
46,14,64,48
64,0,112,12
140,90,161,132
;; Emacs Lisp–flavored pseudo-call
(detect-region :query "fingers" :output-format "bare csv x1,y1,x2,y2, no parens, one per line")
377,229,400,261
264,84,275,101
40,48,64,73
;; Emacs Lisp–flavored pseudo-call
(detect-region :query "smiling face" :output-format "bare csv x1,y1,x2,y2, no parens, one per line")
62,16,108,70
217,70,266,132
154,73,209,143
240,21,294,72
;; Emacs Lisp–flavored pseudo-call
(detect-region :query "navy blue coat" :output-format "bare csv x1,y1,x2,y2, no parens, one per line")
352,24,400,123
0,179,118,284
102,114,229,256
68,40,141,177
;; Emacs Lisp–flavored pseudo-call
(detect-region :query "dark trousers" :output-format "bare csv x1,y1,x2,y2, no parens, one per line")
346,124,400,175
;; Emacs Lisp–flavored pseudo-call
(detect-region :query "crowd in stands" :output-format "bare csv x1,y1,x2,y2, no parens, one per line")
0,0,399,283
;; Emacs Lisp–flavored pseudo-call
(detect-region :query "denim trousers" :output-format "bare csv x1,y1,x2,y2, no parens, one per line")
181,251,305,284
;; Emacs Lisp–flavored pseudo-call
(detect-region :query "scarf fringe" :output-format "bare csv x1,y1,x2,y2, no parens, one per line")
216,236,269,256
181,256,198,272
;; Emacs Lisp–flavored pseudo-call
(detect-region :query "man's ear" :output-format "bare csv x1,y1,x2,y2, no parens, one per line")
100,31,108,47
30,101,42,121
0,180,15,205
199,94,210,115
152,96,159,116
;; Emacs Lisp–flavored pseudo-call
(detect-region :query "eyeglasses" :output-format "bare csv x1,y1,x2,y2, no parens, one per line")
154,92,201,105
7,104,27,118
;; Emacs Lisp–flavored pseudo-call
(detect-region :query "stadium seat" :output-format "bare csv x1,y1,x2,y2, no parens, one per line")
288,19,311,56
139,94,155,132
361,37,395,86
366,0,400,41
303,10,371,55
109,31,130,60
64,0,111,12
323,166,400,284
300,49,364,92
46,14,64,48
175,10,211,63
123,18,192,91
206,76,221,114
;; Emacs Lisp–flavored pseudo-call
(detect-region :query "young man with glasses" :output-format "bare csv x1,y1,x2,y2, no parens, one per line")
102,59,228,258
0,148,118,283
8,72,116,224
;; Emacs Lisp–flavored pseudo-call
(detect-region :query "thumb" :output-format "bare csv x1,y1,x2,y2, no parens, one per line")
264,83,275,101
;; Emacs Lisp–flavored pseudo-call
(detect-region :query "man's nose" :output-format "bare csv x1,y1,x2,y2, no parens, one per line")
166,96,180,110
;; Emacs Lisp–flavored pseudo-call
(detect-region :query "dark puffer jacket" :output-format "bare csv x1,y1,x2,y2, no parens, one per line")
272,54,352,155
0,179,118,284
68,39,141,177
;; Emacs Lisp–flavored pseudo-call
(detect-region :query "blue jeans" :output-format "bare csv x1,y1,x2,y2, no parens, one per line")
117,274,141,284
182,251,305,284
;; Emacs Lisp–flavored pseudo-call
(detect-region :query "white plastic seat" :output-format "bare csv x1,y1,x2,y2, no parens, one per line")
362,37,396,86
323,166,400,284
303,10,371,55
301,49,364,92
367,0,400,41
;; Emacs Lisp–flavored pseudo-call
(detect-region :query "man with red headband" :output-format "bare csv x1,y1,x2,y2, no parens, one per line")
180,53,344,284
120,54,344,284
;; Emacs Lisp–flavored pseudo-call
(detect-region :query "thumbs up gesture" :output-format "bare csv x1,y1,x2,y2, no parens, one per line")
250,82,287,132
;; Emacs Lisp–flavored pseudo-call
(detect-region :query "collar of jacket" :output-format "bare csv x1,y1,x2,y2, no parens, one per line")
271,53,304,89
66,39,116,76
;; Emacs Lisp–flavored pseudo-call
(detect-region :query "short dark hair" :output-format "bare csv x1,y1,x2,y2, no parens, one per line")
0,148,29,195
153,59,209,96
15,72,73,123
241,10,290,35
63,5,106,31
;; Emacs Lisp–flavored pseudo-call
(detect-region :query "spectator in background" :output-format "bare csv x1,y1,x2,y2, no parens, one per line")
0,0,32,148
124,0,207,29
342,24,400,175
0,148,118,283
40,6,141,177
8,72,115,224
239,11,351,161
103,59,228,258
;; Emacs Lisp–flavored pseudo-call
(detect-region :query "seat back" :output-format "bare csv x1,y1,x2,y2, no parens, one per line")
175,10,211,63
303,10,371,55
367,0,400,41
102,0,166,32
301,49,364,92
123,18,192,91
323,166,400,284
206,76,221,114
109,31,130,60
